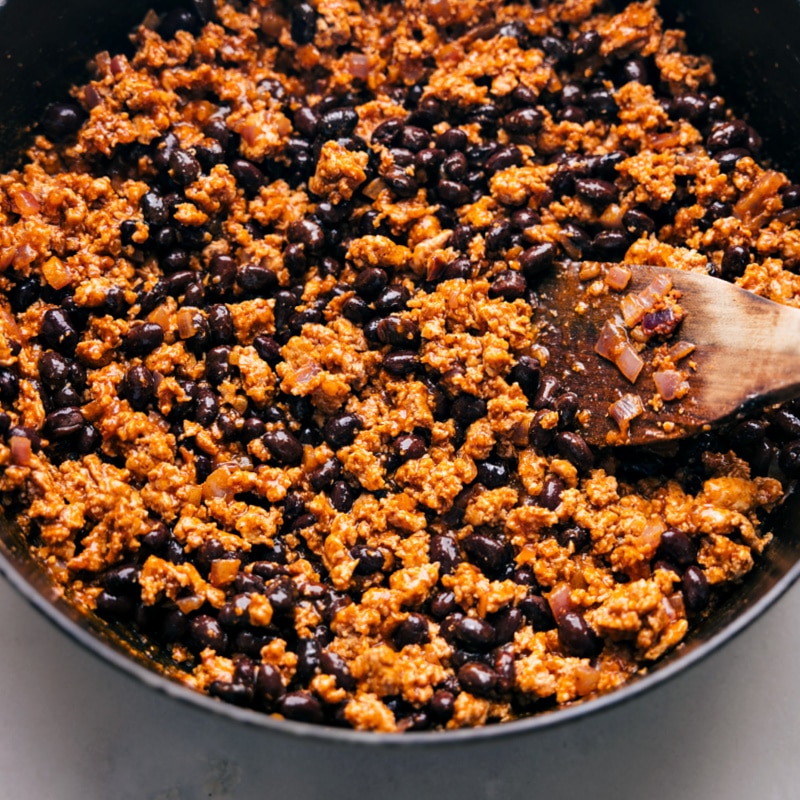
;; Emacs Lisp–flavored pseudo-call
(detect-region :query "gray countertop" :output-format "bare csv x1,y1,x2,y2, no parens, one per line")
0,573,797,800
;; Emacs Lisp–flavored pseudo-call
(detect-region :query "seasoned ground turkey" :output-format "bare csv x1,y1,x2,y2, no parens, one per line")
0,0,795,731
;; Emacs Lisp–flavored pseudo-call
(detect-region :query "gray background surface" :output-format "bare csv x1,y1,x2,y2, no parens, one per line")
0,574,797,800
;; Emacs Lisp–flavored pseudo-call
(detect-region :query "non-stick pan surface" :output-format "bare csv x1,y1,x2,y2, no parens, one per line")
0,0,799,743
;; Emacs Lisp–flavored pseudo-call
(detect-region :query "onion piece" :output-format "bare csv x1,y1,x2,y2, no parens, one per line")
608,393,644,434
594,319,628,361
620,292,650,327
654,369,689,401
615,342,645,384
348,53,370,80
668,340,695,361
9,435,32,466
176,308,200,339
42,256,72,290
547,583,574,623
605,264,632,291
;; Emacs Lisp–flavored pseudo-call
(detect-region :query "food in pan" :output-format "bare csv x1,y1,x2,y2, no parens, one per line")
0,0,797,730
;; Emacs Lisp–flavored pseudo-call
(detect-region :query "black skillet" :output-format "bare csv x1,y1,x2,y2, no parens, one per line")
0,0,799,742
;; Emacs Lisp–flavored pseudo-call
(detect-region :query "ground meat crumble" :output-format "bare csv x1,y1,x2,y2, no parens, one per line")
0,0,795,732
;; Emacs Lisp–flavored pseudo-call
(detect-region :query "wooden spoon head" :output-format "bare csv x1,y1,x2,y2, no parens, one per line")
533,262,793,447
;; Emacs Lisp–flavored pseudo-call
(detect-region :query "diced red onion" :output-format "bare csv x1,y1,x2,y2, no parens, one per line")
605,264,632,291
595,319,627,361
608,393,643,432
547,583,574,623
653,369,689,401
668,340,695,361
615,343,644,383
10,436,31,466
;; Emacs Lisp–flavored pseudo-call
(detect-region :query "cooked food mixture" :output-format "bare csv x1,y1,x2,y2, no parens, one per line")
1,0,798,732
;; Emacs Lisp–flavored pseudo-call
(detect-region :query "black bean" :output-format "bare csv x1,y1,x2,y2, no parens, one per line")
476,459,509,489
382,351,418,376
76,424,102,455
437,128,468,152
237,263,279,295
586,87,618,117
44,406,83,439
437,179,472,206
95,591,134,620
428,690,455,724
389,147,415,167
189,614,228,654
485,221,512,255
492,607,523,645
124,322,164,358
575,177,617,205
194,386,219,426
253,663,285,707
295,637,321,683
782,184,800,210
706,119,749,152
230,159,266,196
169,149,201,186
485,145,523,173
39,309,78,355
682,565,711,614
714,148,750,173
557,611,602,658
217,594,251,629
330,480,355,512
720,244,749,280
205,345,232,385
376,316,419,347
319,651,356,690
590,230,629,260
770,407,800,439
265,576,295,613
207,254,236,298
290,2,317,44
728,419,767,452
309,457,341,491
52,384,80,409
288,219,326,254
443,256,472,280
252,335,281,367
141,191,169,226
559,105,587,123
195,137,225,170
430,590,458,620
383,167,418,198
350,544,384,575
657,528,697,566
241,417,266,441
263,428,304,466
103,564,141,597
573,29,601,58
280,692,324,724
323,413,362,448
538,475,565,510
442,150,468,181
451,395,486,426
353,267,388,302
204,304,232,346
520,593,556,630
157,7,197,38
400,125,431,152
429,534,462,574
489,270,526,301
120,365,155,411
371,118,403,146
463,532,510,576
542,35,572,61
519,242,556,280
503,107,544,135
0,365,18,404
457,661,497,696
555,431,594,473
509,356,541,402
455,616,495,650
556,525,591,554
387,433,422,464
317,107,359,140
623,208,655,237
40,102,85,140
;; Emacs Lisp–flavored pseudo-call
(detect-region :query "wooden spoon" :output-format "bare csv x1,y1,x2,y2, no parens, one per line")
531,261,800,446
